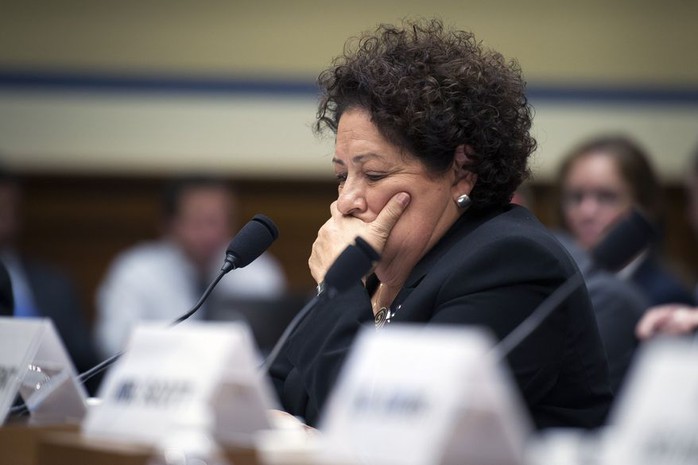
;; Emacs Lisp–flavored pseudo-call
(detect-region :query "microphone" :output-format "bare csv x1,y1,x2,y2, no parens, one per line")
321,236,380,298
222,214,279,273
76,214,279,386
260,236,380,374
589,209,655,273
494,208,654,359
173,214,279,325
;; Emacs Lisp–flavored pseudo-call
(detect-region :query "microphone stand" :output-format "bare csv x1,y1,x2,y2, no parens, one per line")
77,269,227,386
493,273,585,360
9,214,280,418
260,236,380,375
494,208,654,360
259,294,320,375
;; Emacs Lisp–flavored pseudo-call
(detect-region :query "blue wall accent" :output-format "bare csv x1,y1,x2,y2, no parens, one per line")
1,70,697,105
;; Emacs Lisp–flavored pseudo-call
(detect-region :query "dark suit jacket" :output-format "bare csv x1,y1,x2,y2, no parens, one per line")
584,273,647,394
556,233,649,394
0,261,13,314
0,257,100,392
630,254,695,306
270,205,613,430
23,259,98,374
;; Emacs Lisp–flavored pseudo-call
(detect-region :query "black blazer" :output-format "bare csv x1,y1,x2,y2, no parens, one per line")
22,259,98,373
1,257,100,392
0,261,13,314
555,233,649,394
270,205,613,429
630,254,695,306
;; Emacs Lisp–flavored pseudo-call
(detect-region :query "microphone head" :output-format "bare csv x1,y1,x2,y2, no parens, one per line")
354,236,380,262
323,236,380,295
225,214,279,269
590,208,656,272
251,214,279,241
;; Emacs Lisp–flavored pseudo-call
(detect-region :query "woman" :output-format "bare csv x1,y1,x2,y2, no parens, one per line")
270,19,612,430
558,135,694,306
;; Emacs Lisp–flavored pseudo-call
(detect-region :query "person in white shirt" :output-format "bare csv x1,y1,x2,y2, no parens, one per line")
94,176,286,358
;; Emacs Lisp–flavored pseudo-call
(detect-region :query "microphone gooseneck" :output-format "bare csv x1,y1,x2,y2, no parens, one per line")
494,208,654,360
494,273,585,359
260,236,380,375
76,214,279,386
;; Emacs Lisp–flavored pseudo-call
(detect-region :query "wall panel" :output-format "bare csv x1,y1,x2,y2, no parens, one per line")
16,175,698,328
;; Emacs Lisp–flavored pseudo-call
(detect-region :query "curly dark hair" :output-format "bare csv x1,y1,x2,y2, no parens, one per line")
315,18,536,212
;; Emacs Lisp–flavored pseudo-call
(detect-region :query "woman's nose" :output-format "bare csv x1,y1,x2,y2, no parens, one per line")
337,180,367,216
577,195,600,217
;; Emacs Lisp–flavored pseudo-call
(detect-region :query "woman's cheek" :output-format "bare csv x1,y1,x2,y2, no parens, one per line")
367,191,400,221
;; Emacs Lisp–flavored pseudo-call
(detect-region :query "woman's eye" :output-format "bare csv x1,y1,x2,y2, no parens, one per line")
366,173,387,182
335,173,347,184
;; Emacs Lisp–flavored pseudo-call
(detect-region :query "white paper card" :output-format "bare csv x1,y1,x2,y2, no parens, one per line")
0,317,40,424
319,324,531,465
83,321,275,445
0,317,87,425
601,339,698,465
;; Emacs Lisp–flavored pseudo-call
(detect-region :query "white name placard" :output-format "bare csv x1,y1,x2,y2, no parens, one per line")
0,317,87,425
319,324,531,465
601,339,698,465
83,321,276,445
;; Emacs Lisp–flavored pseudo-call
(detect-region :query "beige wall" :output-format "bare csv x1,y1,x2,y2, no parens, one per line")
2,0,697,83
0,0,697,180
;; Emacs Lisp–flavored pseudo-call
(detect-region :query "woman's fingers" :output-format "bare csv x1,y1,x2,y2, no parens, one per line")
364,192,411,251
309,192,410,283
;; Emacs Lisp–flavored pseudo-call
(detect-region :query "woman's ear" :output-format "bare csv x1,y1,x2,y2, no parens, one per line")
452,145,477,194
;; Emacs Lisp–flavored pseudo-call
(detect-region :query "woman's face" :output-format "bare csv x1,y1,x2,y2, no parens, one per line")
562,152,634,249
333,108,467,283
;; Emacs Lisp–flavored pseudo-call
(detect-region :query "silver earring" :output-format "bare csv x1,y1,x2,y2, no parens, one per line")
456,194,472,209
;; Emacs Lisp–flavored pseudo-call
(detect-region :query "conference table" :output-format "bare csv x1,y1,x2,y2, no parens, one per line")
0,420,264,465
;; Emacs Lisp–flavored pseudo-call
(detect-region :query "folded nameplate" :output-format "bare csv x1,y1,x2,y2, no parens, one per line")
82,321,276,445
319,324,532,465
0,317,87,425
601,339,698,465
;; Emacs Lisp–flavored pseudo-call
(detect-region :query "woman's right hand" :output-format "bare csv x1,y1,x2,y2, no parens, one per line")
308,192,410,284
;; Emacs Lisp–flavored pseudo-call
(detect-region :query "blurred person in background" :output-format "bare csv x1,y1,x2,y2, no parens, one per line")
687,145,698,303
636,304,698,339
0,166,99,389
636,146,698,340
554,233,649,394
0,260,13,314
558,135,694,307
94,176,287,358
510,181,534,211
